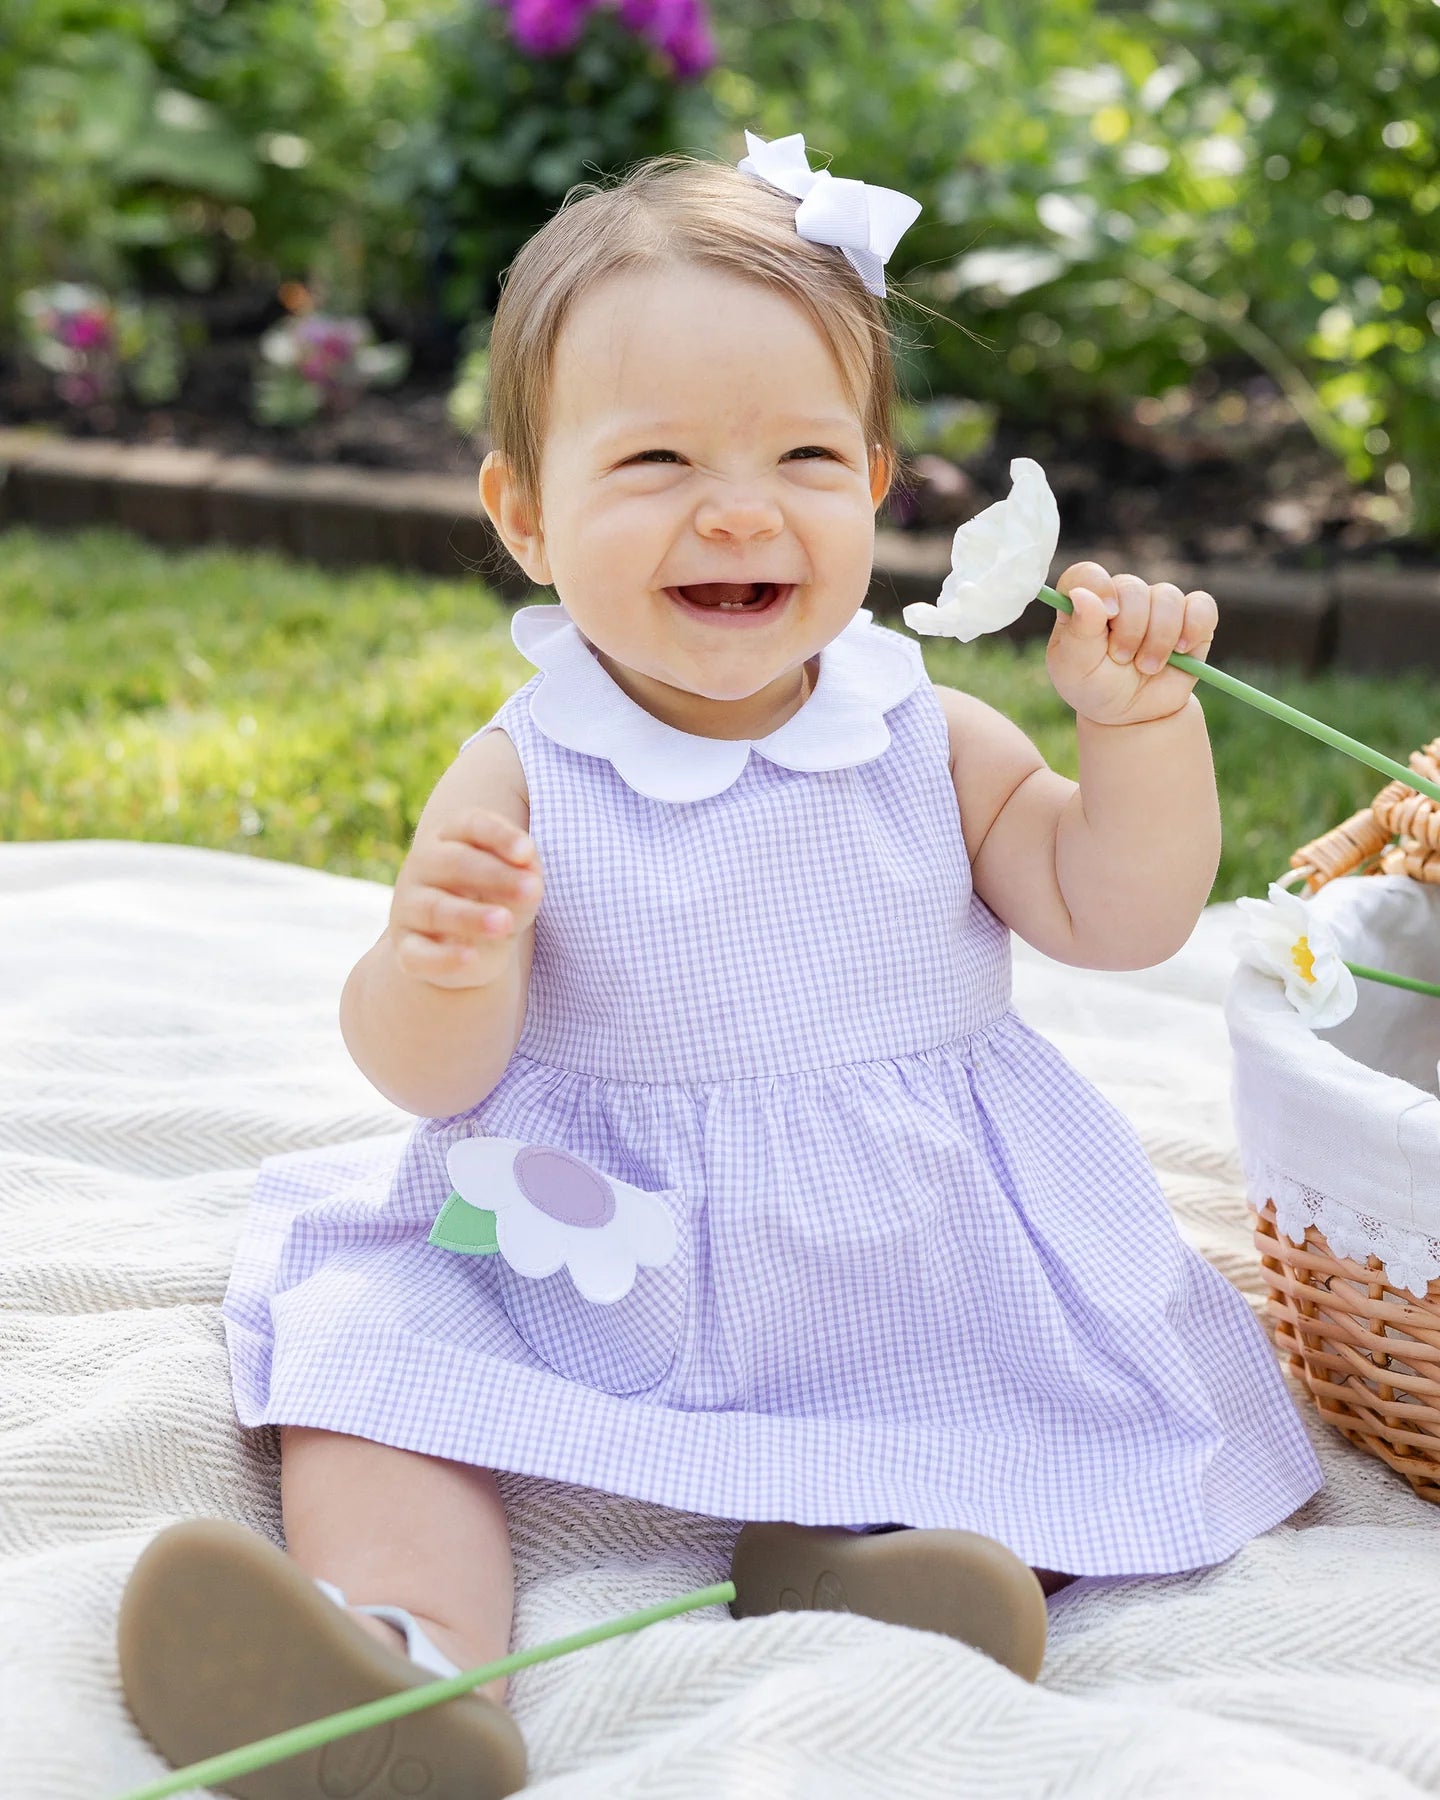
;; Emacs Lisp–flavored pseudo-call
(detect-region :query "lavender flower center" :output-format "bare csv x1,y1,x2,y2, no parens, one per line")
512,1145,617,1229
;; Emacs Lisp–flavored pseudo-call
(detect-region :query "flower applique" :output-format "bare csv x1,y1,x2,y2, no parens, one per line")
429,1137,678,1305
1233,881,1359,1029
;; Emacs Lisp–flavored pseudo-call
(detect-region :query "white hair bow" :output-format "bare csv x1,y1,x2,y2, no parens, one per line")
736,129,922,298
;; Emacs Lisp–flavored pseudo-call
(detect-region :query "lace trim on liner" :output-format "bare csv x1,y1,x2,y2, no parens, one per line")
1242,1152,1440,1300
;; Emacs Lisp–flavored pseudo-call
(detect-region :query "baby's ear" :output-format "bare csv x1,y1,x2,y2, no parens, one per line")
479,451,551,585
869,444,894,509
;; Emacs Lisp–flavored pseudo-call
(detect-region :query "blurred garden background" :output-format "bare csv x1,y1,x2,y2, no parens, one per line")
3,0,1439,899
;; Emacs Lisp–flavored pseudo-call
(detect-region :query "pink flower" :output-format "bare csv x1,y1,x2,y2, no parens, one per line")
505,0,716,75
61,310,113,352
620,0,716,78
508,0,601,54
663,10,717,79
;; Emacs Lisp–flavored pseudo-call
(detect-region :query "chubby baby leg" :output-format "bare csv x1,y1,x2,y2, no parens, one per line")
280,1425,516,1704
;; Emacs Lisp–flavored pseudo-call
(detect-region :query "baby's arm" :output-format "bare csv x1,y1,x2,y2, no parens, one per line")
936,562,1221,971
339,728,542,1117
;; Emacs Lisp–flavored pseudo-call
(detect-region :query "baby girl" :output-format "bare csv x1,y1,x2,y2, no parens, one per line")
117,132,1322,1799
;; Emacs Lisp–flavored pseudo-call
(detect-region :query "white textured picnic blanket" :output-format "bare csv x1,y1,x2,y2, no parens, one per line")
4,838,1439,1800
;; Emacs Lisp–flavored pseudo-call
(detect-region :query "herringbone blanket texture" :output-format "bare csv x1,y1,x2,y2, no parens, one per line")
3,839,1437,1800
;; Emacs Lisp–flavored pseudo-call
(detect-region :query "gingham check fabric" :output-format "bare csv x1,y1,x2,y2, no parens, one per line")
223,615,1321,1575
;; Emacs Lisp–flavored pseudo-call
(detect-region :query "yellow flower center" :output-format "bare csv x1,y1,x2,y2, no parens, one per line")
1290,934,1318,985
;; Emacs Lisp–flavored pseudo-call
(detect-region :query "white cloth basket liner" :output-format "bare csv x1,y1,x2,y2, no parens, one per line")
1225,874,1440,1294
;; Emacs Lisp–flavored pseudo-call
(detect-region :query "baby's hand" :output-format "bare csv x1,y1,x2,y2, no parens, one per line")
389,809,544,990
1046,563,1218,727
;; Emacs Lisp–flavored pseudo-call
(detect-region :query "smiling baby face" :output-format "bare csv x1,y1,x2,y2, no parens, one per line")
480,261,892,740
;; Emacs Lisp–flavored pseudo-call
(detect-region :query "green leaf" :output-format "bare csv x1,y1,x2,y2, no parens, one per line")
428,1190,500,1256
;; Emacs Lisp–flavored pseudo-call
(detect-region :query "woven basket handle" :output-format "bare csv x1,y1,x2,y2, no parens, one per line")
1283,808,1391,894
1282,734,1440,891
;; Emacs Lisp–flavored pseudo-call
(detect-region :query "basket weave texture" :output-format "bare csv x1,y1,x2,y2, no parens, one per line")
1248,741,1440,1502
1254,1203,1440,1503
1289,737,1440,890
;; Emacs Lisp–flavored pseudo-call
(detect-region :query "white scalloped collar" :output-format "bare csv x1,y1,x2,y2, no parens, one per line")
510,602,925,803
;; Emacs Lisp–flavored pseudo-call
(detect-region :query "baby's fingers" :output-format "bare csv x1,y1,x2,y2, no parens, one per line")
1063,584,1120,639
403,882,515,943
1133,582,1188,674
392,930,495,989
1177,589,1218,659
445,807,535,868
1056,561,1118,606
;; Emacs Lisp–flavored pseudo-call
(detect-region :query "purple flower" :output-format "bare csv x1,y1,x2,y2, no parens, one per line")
663,11,717,79
504,0,717,76
632,0,690,48
618,0,717,78
508,0,602,55
60,310,113,352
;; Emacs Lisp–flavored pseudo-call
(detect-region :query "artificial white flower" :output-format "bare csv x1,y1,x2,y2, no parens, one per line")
444,1136,678,1305
1233,882,1358,1029
902,456,1061,642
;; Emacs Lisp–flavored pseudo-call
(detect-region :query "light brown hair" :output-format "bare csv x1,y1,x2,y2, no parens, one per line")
480,148,915,551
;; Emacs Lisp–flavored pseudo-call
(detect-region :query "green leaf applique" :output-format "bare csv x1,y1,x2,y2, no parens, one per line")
428,1189,499,1256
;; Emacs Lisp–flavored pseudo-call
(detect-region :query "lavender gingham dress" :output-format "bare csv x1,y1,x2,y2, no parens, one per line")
222,603,1323,1576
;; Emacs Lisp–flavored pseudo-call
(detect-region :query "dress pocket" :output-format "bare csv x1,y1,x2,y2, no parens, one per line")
439,1135,689,1397
493,1186,688,1395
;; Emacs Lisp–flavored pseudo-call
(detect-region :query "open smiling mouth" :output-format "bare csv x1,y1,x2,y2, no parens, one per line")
665,582,794,619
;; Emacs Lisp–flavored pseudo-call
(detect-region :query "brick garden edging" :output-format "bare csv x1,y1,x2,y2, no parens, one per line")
1,426,1436,676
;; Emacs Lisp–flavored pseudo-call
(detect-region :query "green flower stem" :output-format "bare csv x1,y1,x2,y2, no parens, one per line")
1036,586,1440,807
1345,960,1440,1001
110,1580,737,1800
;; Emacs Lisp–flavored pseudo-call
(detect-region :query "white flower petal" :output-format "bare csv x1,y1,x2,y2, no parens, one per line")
903,457,1060,642
612,1186,679,1268
496,1202,572,1279
902,599,958,636
567,1233,641,1304
1233,886,1358,1028
448,1136,682,1302
446,1135,532,1216
1290,956,1357,1029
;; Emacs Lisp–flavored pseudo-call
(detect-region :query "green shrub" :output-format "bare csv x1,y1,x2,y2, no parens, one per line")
707,0,1440,536
0,0,446,330
398,2,723,326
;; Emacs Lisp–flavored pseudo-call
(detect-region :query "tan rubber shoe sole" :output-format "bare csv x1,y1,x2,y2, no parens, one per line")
729,1523,1048,1682
116,1516,527,1800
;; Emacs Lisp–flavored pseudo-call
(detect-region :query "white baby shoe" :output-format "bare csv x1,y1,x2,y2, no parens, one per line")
313,1576,463,1678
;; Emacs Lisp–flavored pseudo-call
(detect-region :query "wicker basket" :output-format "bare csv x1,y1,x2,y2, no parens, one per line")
1229,741,1440,1501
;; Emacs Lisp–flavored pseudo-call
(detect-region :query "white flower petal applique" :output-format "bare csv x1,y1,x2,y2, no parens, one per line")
902,456,1061,642
430,1137,679,1305
1233,881,1359,1029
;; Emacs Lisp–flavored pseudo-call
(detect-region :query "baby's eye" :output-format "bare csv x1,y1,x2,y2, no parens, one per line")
628,447,838,464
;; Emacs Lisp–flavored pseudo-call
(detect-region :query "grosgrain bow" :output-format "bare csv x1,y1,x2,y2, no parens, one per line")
736,130,922,297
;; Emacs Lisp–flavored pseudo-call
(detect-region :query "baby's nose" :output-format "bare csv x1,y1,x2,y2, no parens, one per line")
694,489,785,536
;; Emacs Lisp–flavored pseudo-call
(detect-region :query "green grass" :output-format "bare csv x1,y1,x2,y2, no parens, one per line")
3,524,1434,902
